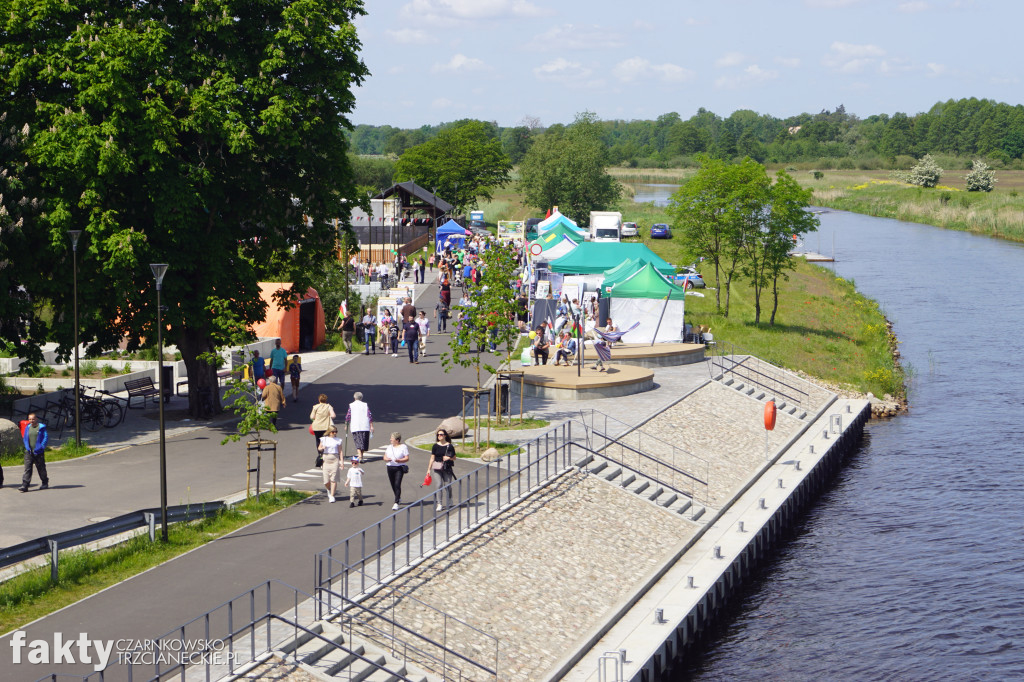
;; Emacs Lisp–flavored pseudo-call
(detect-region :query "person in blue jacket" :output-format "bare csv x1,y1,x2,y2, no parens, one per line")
20,413,49,492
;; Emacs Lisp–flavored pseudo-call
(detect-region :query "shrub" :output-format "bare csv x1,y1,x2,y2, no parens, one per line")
837,157,855,170
964,159,997,192
122,362,132,374
81,360,99,376
101,364,118,377
812,171,824,180
892,154,943,188
939,191,952,205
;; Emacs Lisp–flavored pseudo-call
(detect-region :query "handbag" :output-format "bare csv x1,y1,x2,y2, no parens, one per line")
315,454,324,468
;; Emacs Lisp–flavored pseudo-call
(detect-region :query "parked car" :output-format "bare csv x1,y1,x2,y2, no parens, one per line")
621,221,639,237
674,267,705,289
650,223,672,239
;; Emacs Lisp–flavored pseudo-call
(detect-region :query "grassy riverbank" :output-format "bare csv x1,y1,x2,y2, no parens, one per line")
793,169,1024,242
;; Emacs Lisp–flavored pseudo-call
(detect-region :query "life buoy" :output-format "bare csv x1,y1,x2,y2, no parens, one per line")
764,400,777,431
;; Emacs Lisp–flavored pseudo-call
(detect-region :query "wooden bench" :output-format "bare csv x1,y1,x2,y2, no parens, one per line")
125,377,161,409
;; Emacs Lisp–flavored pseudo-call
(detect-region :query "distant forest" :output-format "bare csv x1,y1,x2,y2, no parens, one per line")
349,98,1024,170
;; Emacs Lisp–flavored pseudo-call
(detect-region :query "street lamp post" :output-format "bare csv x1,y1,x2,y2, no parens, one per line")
150,263,170,542
68,230,83,448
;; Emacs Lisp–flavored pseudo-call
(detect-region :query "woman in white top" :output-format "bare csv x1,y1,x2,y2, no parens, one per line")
382,431,410,510
318,427,344,503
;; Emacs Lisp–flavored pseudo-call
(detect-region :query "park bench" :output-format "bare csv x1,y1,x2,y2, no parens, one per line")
124,377,161,409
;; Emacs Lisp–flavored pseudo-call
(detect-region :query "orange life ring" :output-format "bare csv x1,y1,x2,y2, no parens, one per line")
764,400,777,431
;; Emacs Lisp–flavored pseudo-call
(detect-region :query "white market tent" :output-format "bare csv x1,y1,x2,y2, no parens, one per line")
607,262,687,344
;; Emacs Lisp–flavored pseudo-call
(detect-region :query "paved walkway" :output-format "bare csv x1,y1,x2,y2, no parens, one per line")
0,265,730,681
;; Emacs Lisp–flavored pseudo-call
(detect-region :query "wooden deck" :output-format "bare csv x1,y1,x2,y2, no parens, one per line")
513,363,655,400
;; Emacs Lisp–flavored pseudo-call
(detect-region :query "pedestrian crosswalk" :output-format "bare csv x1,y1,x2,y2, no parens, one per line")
270,446,390,489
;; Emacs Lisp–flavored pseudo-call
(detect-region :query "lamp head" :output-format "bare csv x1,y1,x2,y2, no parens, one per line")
150,263,169,290
68,230,83,250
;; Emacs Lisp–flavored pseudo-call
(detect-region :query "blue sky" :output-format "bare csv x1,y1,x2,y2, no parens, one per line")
351,0,1020,128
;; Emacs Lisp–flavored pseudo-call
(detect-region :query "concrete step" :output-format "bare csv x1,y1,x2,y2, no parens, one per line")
690,505,706,521
574,454,594,468
722,377,735,386
589,460,608,475
602,466,622,482
292,623,348,666
277,622,324,656
753,391,765,401
629,479,650,495
619,472,636,488
673,497,693,514
658,492,678,508
646,485,664,502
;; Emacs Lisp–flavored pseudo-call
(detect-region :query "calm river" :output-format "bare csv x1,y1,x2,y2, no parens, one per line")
633,188,1022,679
681,209,1024,680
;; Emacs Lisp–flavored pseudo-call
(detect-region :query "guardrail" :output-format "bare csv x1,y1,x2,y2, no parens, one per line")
1,502,226,578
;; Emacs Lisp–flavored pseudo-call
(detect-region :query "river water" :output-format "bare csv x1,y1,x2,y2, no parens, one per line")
675,209,1024,680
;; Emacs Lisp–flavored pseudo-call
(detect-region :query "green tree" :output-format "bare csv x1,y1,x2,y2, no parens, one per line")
500,126,533,164
740,171,818,324
0,0,368,416
519,112,621,224
667,156,763,317
393,120,511,217
894,154,943,187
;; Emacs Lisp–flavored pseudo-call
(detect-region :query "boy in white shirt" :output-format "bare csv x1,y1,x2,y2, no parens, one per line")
346,457,364,507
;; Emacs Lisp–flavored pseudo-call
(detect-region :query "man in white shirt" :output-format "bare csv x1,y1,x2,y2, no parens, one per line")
378,262,389,289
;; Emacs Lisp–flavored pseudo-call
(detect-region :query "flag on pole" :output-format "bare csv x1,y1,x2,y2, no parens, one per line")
339,301,347,318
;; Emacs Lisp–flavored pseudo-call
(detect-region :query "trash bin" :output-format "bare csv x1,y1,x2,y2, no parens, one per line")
161,366,174,403
494,383,510,413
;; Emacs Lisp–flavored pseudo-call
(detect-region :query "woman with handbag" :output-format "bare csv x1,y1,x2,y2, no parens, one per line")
383,431,410,511
318,427,343,503
309,394,336,454
427,428,457,511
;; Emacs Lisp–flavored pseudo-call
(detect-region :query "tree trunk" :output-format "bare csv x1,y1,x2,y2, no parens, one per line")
770,277,780,325
177,326,224,418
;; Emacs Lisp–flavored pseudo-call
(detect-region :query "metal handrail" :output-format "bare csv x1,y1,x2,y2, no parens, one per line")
32,580,415,682
316,421,577,604
318,582,497,681
709,341,823,407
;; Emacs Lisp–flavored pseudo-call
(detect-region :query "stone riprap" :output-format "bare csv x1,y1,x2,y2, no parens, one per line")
347,472,698,682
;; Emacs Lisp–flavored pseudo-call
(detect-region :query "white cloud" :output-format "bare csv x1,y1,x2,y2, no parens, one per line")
526,24,624,51
715,51,746,68
823,42,886,72
898,1,930,12
775,56,801,68
612,57,695,83
431,54,488,73
715,64,779,89
385,28,435,45
633,20,655,31
400,0,550,24
926,62,946,76
533,58,593,83
432,97,453,109
685,17,708,26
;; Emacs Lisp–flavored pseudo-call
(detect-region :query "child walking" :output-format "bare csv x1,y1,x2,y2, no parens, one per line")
345,457,364,507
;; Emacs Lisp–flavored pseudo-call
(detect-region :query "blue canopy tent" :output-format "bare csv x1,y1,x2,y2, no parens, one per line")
435,220,468,252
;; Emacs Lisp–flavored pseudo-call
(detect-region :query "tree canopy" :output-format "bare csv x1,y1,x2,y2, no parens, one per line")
518,112,621,225
393,120,511,216
0,0,368,414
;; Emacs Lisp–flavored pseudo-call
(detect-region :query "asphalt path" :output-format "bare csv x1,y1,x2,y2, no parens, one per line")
0,274,501,680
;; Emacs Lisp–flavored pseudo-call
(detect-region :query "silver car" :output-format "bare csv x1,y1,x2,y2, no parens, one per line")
621,221,639,237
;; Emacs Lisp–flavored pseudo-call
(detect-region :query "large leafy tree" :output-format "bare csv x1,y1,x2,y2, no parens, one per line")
393,120,511,217
518,111,621,225
0,0,368,415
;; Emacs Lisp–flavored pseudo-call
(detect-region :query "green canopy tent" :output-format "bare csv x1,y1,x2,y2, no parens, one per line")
549,243,674,276
528,224,582,261
607,262,686,343
601,258,646,293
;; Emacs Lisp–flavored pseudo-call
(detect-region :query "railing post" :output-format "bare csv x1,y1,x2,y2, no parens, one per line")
48,539,58,583
145,512,156,542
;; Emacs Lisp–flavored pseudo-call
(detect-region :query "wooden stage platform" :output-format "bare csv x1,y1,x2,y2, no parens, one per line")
603,342,705,368
510,363,655,401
